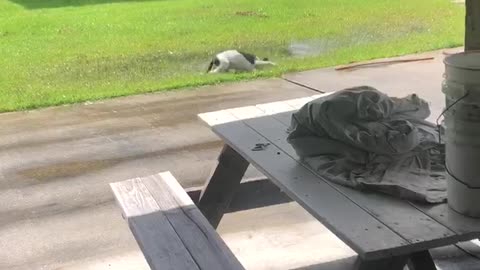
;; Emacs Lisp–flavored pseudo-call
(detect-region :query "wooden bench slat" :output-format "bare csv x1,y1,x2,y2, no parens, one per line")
110,178,160,217
111,173,245,270
143,172,245,270
242,113,459,249
210,120,410,259
111,178,201,270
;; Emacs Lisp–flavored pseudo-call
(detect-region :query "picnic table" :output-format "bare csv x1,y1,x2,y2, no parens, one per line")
196,94,480,270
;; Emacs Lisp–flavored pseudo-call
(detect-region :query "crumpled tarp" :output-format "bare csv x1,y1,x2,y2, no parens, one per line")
287,86,446,203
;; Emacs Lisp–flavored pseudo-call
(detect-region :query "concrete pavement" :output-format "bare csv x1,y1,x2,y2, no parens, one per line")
0,79,314,270
2,48,480,270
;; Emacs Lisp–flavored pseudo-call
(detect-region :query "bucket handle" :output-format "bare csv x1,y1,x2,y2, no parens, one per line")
436,91,470,143
438,91,480,188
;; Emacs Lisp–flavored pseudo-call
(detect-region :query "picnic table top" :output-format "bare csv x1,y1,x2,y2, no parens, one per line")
198,94,480,260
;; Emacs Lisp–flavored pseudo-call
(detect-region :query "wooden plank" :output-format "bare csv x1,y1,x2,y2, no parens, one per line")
283,96,314,109
407,250,437,270
455,240,480,259
255,100,295,115
198,94,322,127
197,104,294,227
110,178,160,218
410,203,480,239
226,106,265,120
430,244,480,269
283,93,333,110
110,179,201,270
211,121,409,260
270,111,295,127
198,110,238,126
142,173,245,270
197,144,249,228
225,178,292,212
243,115,459,249
465,0,480,51
311,94,326,99
187,178,293,213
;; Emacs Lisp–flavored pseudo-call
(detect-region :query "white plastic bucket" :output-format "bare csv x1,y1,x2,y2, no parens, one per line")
443,52,480,218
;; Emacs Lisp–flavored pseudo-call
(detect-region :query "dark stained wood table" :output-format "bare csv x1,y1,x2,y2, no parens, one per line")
197,95,480,270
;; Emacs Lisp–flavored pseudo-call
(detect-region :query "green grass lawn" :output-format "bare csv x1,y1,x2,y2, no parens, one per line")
0,0,464,112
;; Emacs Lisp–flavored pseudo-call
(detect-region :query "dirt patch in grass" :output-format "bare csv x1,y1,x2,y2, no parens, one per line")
234,10,269,18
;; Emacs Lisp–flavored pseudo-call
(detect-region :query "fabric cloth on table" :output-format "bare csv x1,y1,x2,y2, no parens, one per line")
287,86,446,203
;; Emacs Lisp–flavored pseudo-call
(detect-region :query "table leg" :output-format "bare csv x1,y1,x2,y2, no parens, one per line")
407,250,436,270
197,144,249,228
354,256,408,270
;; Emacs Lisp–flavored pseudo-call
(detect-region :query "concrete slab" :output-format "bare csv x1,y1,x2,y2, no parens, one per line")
44,202,479,270
0,79,315,270
219,203,356,270
284,48,463,122
221,204,480,270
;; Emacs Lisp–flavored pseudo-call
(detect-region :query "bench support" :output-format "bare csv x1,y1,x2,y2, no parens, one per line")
354,255,408,270
354,250,437,270
198,145,249,228
407,250,437,270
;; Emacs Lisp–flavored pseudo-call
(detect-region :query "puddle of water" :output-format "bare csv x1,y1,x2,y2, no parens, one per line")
287,22,428,57
288,39,342,57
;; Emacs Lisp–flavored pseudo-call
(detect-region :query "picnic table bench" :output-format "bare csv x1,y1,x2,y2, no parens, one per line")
110,94,480,270
196,94,480,270
110,172,245,270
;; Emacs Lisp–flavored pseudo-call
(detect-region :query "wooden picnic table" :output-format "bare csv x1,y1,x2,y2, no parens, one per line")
197,94,480,270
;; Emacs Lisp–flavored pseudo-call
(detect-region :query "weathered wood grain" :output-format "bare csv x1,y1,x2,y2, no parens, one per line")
197,145,249,228
110,179,200,270
111,173,245,270
143,173,245,270
410,203,480,239
243,114,458,248
211,120,409,259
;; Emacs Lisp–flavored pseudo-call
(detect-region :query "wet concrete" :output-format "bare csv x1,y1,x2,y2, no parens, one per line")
0,78,314,270
2,49,480,270
284,47,463,123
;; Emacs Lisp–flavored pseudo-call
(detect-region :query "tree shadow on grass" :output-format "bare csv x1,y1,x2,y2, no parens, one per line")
9,0,166,9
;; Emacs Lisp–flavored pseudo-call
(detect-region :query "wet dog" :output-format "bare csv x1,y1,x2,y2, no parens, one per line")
207,50,276,73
